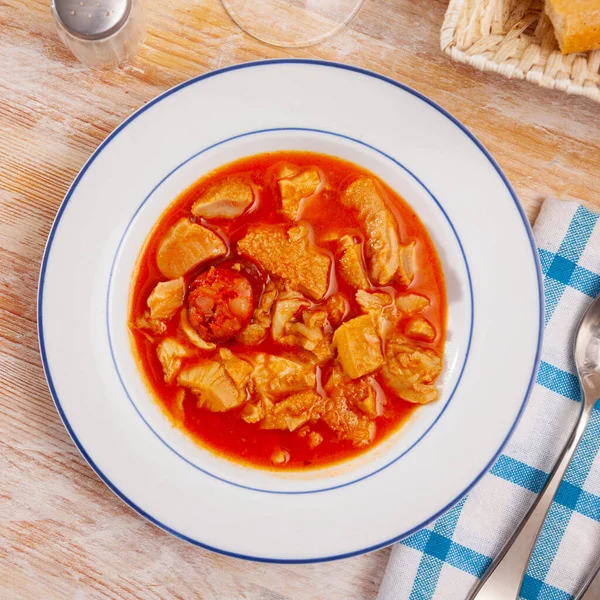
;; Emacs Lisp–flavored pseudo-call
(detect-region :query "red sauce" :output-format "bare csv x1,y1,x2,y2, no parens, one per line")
129,152,447,470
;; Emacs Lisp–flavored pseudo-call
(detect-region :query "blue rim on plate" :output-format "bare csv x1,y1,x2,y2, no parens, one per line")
38,59,544,563
106,126,475,495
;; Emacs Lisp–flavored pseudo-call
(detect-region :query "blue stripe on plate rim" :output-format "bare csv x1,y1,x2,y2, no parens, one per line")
37,58,544,563
105,126,474,494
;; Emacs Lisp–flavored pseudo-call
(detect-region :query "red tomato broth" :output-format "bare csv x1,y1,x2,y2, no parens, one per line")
129,151,447,470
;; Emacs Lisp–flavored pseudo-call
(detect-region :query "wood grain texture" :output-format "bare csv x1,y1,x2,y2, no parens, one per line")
1,0,600,598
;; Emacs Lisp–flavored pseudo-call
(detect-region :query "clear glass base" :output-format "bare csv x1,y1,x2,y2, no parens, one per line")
221,0,365,48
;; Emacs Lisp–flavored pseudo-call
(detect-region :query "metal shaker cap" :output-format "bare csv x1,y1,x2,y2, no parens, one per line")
53,0,131,40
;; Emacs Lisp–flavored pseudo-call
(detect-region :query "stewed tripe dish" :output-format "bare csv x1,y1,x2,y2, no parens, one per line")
129,152,446,469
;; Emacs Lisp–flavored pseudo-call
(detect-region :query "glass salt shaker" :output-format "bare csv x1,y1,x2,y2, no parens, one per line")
52,0,145,69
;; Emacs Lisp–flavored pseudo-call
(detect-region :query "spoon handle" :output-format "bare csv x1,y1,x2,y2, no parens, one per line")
576,557,600,599
468,406,592,600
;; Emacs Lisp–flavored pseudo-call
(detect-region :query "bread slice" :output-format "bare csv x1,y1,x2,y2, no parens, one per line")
545,0,600,54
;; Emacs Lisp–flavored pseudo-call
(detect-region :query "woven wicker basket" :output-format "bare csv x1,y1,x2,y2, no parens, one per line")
442,0,600,102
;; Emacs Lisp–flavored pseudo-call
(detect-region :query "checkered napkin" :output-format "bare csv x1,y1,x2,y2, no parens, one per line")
378,199,600,600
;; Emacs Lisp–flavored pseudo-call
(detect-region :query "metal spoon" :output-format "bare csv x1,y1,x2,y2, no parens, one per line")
469,295,600,600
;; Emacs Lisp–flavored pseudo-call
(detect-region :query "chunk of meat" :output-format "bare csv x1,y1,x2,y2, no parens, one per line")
179,308,216,350
345,377,379,419
322,401,374,447
326,367,378,419
397,241,416,287
355,388,378,419
396,293,429,315
271,449,290,466
272,292,333,363
303,309,328,331
333,314,384,379
281,318,321,344
337,235,370,289
241,401,264,424
322,371,375,447
275,162,300,180
156,337,192,383
237,223,331,301
156,218,227,279
296,425,325,448
382,334,442,404
178,360,245,412
187,267,254,343
340,178,400,285
133,313,166,336
355,290,392,316
294,309,334,363
147,277,185,320
307,431,323,449
255,281,278,327
324,293,349,328
191,178,253,219
310,339,335,364
278,168,321,220
355,290,396,338
236,324,267,346
251,353,316,398
236,281,278,346
297,425,310,438
261,391,324,432
272,290,310,341
290,321,334,364
219,348,253,396
404,316,436,343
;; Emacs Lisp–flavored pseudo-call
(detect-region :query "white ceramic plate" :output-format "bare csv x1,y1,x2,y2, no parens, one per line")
38,60,543,562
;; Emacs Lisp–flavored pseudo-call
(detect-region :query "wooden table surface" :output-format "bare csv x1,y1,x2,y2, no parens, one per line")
2,0,600,598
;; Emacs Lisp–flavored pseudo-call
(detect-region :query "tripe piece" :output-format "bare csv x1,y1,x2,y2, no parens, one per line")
178,360,246,412
156,337,192,383
340,178,400,285
156,218,226,279
337,235,370,289
237,223,331,301
147,277,185,320
404,316,436,343
382,333,442,404
278,167,321,220
333,314,384,379
191,178,253,219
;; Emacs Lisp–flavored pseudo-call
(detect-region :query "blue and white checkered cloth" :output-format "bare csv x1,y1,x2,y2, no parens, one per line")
378,199,600,600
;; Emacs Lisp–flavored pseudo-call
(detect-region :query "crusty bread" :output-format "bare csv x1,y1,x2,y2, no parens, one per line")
546,0,600,54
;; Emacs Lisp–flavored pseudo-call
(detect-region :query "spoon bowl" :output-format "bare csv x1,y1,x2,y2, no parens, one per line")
575,295,600,400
